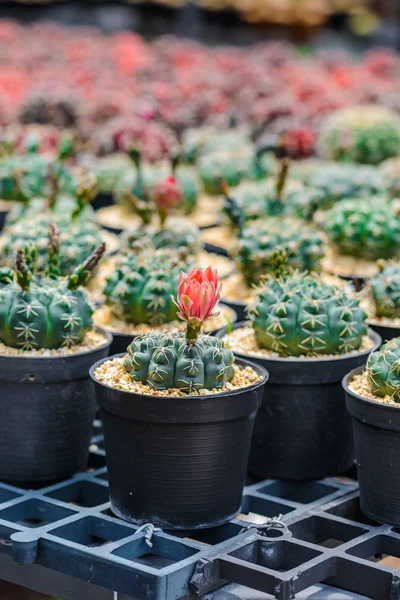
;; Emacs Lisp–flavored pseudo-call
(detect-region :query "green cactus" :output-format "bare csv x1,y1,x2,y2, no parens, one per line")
320,106,400,165
2,182,103,275
122,217,203,257
182,128,248,164
104,249,193,325
307,163,386,209
236,218,325,287
324,197,400,261
369,261,400,318
0,240,105,350
367,338,400,400
250,271,368,357
198,145,274,195
124,331,234,392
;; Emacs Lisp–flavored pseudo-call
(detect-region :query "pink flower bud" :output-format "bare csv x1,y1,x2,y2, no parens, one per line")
153,176,182,213
173,267,221,329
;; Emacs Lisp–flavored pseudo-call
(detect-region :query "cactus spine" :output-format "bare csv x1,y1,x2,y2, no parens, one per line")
367,339,400,401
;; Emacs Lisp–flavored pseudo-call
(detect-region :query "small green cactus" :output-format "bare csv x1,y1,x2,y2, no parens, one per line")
324,198,400,261
198,144,274,195
380,157,400,198
251,271,368,357
0,237,105,350
367,338,400,400
122,217,203,257
104,249,193,325
124,331,234,392
308,163,386,209
320,106,400,165
236,218,325,287
2,175,103,275
369,261,400,318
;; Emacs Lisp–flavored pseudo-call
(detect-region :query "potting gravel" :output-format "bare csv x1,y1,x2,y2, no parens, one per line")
223,326,376,359
349,370,400,407
94,356,262,396
0,329,109,356
93,304,234,335
322,248,379,279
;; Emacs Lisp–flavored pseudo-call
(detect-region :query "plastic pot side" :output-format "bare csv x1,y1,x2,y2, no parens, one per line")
216,323,381,481
367,322,400,345
343,366,400,527
90,354,268,530
0,330,112,485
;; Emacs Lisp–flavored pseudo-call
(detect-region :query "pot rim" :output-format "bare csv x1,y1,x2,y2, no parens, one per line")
342,365,400,413
216,321,381,364
94,303,238,339
0,327,113,361
90,353,268,401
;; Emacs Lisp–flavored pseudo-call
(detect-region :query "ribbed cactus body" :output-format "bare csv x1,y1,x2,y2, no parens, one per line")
3,213,103,275
104,250,192,325
251,273,367,357
320,106,400,165
122,218,203,257
124,331,235,392
370,263,400,318
367,338,400,401
0,280,92,350
308,163,385,208
324,198,400,261
236,219,325,287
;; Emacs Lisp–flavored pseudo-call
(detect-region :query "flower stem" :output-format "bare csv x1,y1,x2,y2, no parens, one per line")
186,322,202,344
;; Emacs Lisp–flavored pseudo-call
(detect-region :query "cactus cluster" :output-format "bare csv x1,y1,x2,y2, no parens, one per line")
250,271,368,357
367,338,400,401
0,229,105,350
369,261,400,319
124,331,234,392
2,178,103,275
236,218,325,287
307,163,386,209
320,106,400,165
324,198,400,261
104,248,193,326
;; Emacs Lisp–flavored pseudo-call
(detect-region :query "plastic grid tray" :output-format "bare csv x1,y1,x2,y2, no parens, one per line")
0,422,363,600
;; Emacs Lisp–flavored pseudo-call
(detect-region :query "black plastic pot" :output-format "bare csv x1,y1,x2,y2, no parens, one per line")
0,330,112,486
92,192,115,211
105,304,238,355
204,242,229,257
367,322,400,345
90,354,267,530
220,297,247,322
216,322,381,481
0,208,9,232
344,367,400,527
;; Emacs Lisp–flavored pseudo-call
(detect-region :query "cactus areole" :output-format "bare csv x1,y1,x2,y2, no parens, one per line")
124,267,235,391
367,338,400,401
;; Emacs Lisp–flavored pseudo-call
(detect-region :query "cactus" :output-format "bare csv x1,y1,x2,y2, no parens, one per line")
198,145,274,195
308,163,386,209
123,267,234,392
2,176,103,275
0,238,105,350
369,261,400,319
250,271,368,357
320,106,400,165
324,198,400,261
236,218,325,287
367,338,400,400
104,249,193,326
122,217,203,257
124,331,234,392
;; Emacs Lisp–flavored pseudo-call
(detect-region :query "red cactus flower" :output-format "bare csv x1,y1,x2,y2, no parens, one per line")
173,267,221,342
153,176,182,226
